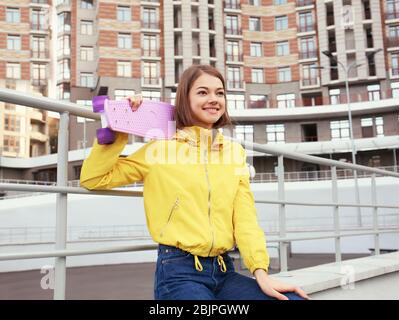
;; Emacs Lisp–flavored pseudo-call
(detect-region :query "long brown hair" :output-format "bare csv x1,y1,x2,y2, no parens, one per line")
174,64,233,130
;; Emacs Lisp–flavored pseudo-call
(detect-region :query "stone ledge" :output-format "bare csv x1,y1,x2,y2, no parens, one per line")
270,252,399,294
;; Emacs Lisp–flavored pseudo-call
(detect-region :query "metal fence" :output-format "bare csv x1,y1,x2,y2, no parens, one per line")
0,87,399,299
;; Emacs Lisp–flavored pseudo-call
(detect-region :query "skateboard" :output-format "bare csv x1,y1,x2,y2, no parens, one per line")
92,95,175,144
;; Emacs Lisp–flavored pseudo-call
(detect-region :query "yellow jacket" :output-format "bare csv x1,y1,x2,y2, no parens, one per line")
80,125,269,273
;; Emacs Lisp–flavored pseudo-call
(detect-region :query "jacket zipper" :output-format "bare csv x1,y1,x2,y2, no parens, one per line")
203,149,214,257
160,197,179,237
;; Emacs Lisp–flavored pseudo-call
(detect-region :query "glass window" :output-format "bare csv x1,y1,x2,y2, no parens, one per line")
235,125,254,143
117,61,131,77
375,116,384,137
330,120,350,140
117,6,131,21
80,72,94,88
391,81,399,98
276,41,289,56
227,67,242,88
329,89,341,105
57,35,70,57
249,95,268,108
81,20,93,35
266,124,285,144
57,59,70,81
118,33,132,49
114,89,135,100
275,16,288,31
80,46,93,61
58,12,71,32
249,17,261,31
251,68,264,83
6,63,21,79
7,35,21,50
250,42,262,57
367,84,380,101
277,93,295,108
226,94,245,111
278,67,291,82
81,0,93,9
142,91,161,101
6,8,20,23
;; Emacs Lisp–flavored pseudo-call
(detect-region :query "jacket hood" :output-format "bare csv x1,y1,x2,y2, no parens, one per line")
172,126,225,151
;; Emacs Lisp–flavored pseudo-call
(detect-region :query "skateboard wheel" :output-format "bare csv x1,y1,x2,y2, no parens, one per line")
96,127,116,144
92,95,109,113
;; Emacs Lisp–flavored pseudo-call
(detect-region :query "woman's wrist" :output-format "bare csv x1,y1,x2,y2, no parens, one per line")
253,268,268,280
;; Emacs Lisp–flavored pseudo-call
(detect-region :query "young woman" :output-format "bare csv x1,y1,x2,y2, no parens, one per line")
80,65,309,300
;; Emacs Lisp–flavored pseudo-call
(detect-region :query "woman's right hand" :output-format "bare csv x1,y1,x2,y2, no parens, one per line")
127,94,143,111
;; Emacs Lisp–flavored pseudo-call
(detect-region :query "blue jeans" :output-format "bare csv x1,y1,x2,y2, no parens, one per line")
154,244,305,300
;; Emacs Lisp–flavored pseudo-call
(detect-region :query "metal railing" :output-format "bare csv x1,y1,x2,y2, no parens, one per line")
0,87,399,299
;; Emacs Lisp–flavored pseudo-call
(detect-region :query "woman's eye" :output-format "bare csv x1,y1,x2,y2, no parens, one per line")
198,91,207,95
217,92,224,96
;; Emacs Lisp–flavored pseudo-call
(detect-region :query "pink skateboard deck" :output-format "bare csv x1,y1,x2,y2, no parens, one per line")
92,95,175,144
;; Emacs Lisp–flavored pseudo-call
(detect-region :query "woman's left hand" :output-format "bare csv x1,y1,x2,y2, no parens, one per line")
254,269,310,300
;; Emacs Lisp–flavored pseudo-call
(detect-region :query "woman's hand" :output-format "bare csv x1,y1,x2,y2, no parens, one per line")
254,269,310,300
127,94,143,111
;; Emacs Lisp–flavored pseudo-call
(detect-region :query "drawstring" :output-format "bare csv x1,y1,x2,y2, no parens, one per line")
194,255,227,272
217,255,227,273
194,255,203,272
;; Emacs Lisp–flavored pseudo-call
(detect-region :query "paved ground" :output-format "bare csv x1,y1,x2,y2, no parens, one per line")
0,253,368,300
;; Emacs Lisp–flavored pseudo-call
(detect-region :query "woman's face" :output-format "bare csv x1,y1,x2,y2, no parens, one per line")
188,73,226,129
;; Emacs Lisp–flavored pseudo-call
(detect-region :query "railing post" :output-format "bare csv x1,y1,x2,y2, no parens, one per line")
371,173,380,255
331,166,341,262
277,155,288,272
54,111,69,300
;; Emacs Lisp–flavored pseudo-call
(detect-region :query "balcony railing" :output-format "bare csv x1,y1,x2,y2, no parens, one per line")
143,77,159,85
227,80,243,89
296,0,314,6
386,11,399,20
392,67,399,76
248,100,268,109
225,27,242,35
225,53,243,62
142,21,159,29
299,50,317,60
32,79,48,86
298,23,315,33
224,1,241,10
30,23,47,31
31,50,49,59
387,36,399,47
301,77,319,87
142,49,159,57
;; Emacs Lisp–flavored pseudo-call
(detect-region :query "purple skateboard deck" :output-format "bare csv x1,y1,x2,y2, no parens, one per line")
92,96,175,144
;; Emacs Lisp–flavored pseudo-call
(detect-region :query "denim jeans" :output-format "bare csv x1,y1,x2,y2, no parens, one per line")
154,244,305,300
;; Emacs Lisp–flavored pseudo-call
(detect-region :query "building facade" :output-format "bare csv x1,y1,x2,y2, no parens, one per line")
1,0,399,182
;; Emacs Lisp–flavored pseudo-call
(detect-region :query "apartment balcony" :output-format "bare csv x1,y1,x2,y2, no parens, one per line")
31,50,49,59
31,79,48,86
142,21,159,29
386,11,399,20
141,77,162,88
30,23,47,31
225,53,243,62
298,23,315,33
224,27,242,36
224,1,241,10
142,49,159,57
30,110,45,122
301,77,320,87
296,0,314,6
387,36,399,48
299,50,318,60
227,80,244,90
30,131,47,143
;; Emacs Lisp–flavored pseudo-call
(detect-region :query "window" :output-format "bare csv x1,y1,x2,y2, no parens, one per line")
226,94,245,110
391,53,399,76
114,89,135,100
275,16,288,31
117,6,131,21
300,37,316,59
32,9,46,30
249,0,261,5
143,7,157,28
227,67,242,88
58,12,71,33
302,63,318,86
118,33,132,49
7,35,21,50
361,117,373,138
57,83,70,100
143,34,157,56
249,95,268,108
76,100,95,123
80,46,93,61
32,64,46,83
226,15,239,34
57,59,70,81
57,35,70,57
251,69,264,83
298,11,314,32
274,0,287,4
81,20,93,35
6,63,21,79
32,36,46,58
391,82,399,98
387,0,399,19
330,120,350,140
80,72,94,88
6,8,20,23
81,0,93,9
266,124,285,144
3,135,20,153
4,115,21,131
226,41,240,60
375,117,384,137
278,67,291,82
249,17,261,31
368,84,380,101
142,91,161,101
235,125,254,143
250,42,262,57
117,61,131,77
276,41,289,56
277,93,295,108
143,62,158,84
329,89,341,104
